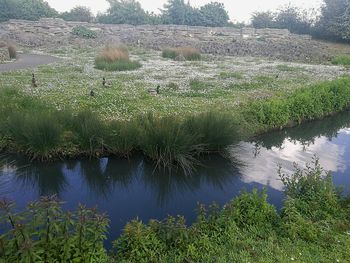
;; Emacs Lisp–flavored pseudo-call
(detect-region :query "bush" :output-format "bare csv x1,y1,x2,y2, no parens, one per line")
95,46,141,71
7,44,16,59
332,55,350,66
162,47,201,61
0,197,109,262
72,25,97,39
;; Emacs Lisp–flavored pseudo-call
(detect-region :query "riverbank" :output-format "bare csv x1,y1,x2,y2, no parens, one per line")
1,76,350,170
1,161,349,262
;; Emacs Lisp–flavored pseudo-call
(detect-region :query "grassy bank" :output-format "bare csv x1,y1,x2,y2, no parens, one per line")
1,76,350,169
1,160,349,262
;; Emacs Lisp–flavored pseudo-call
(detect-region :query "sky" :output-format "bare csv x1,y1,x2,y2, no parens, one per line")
46,0,323,22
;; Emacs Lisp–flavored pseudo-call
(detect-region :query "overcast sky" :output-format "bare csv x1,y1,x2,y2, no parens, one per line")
46,0,323,22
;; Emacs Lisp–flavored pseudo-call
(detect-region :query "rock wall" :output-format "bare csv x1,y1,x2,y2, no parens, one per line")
0,18,331,62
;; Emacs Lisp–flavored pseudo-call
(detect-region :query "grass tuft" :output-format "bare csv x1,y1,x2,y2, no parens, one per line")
95,46,141,71
7,44,17,59
162,47,201,61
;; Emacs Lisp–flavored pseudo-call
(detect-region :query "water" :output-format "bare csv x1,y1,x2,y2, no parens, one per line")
1,111,350,247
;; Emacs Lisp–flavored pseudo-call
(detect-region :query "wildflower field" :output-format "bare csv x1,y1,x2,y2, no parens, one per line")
1,46,348,121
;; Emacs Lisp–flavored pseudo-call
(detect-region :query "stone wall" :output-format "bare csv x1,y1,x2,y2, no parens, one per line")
0,18,330,62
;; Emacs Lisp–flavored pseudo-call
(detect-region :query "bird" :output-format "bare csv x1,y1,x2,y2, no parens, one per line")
156,85,160,95
102,77,106,87
31,73,37,87
90,90,95,97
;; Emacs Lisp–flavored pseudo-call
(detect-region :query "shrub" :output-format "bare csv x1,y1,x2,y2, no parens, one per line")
331,55,350,66
0,197,109,262
7,44,16,59
95,46,141,71
162,47,201,61
71,25,97,39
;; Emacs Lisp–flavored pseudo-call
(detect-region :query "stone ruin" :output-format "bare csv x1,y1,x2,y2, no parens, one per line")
0,18,332,62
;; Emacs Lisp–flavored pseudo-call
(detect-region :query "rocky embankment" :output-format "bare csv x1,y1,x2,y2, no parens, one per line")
0,18,333,62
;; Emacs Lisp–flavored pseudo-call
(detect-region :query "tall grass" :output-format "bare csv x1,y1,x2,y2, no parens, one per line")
139,113,203,172
7,44,17,59
71,110,107,154
95,46,141,71
7,112,62,160
162,47,201,61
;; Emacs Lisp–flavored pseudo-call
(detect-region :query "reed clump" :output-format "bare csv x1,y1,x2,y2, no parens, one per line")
95,46,141,71
162,47,201,61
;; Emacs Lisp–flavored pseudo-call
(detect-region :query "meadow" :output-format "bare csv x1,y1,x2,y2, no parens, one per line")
1,46,350,169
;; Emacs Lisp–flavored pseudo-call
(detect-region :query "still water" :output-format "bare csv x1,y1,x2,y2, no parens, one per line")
1,111,350,246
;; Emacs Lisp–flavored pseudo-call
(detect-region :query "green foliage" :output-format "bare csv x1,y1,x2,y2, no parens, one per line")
244,76,350,130
332,55,350,66
72,110,106,153
183,111,241,152
60,6,94,22
251,11,276,28
112,162,350,262
0,196,109,262
162,47,201,61
0,0,58,22
138,113,202,172
97,0,148,25
314,0,350,41
95,59,141,71
72,26,97,39
219,71,243,79
199,2,229,27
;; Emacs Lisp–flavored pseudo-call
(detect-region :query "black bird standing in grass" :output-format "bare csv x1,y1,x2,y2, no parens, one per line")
102,77,106,87
156,85,160,95
32,73,37,87
90,90,95,97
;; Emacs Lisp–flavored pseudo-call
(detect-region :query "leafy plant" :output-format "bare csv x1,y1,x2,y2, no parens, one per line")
332,55,350,66
72,25,97,39
162,47,201,61
0,196,109,262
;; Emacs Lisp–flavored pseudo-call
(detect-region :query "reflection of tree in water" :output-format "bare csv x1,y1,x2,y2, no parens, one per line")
79,157,142,198
142,155,242,205
16,162,67,197
252,111,350,151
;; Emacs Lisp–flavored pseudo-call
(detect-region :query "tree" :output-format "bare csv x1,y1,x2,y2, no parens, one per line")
60,6,94,23
274,5,311,34
0,0,58,22
199,2,229,27
314,0,350,41
251,11,276,28
97,0,147,25
162,0,190,25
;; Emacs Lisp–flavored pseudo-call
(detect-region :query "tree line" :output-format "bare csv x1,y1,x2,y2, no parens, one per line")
0,0,349,42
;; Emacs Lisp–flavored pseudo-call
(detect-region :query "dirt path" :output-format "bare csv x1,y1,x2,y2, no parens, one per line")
0,54,60,72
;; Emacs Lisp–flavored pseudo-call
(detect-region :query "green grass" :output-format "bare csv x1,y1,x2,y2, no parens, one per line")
95,59,142,71
162,47,201,61
276,64,304,72
219,71,243,79
332,55,350,66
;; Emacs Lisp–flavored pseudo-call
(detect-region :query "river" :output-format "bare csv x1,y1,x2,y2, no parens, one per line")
1,111,350,247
